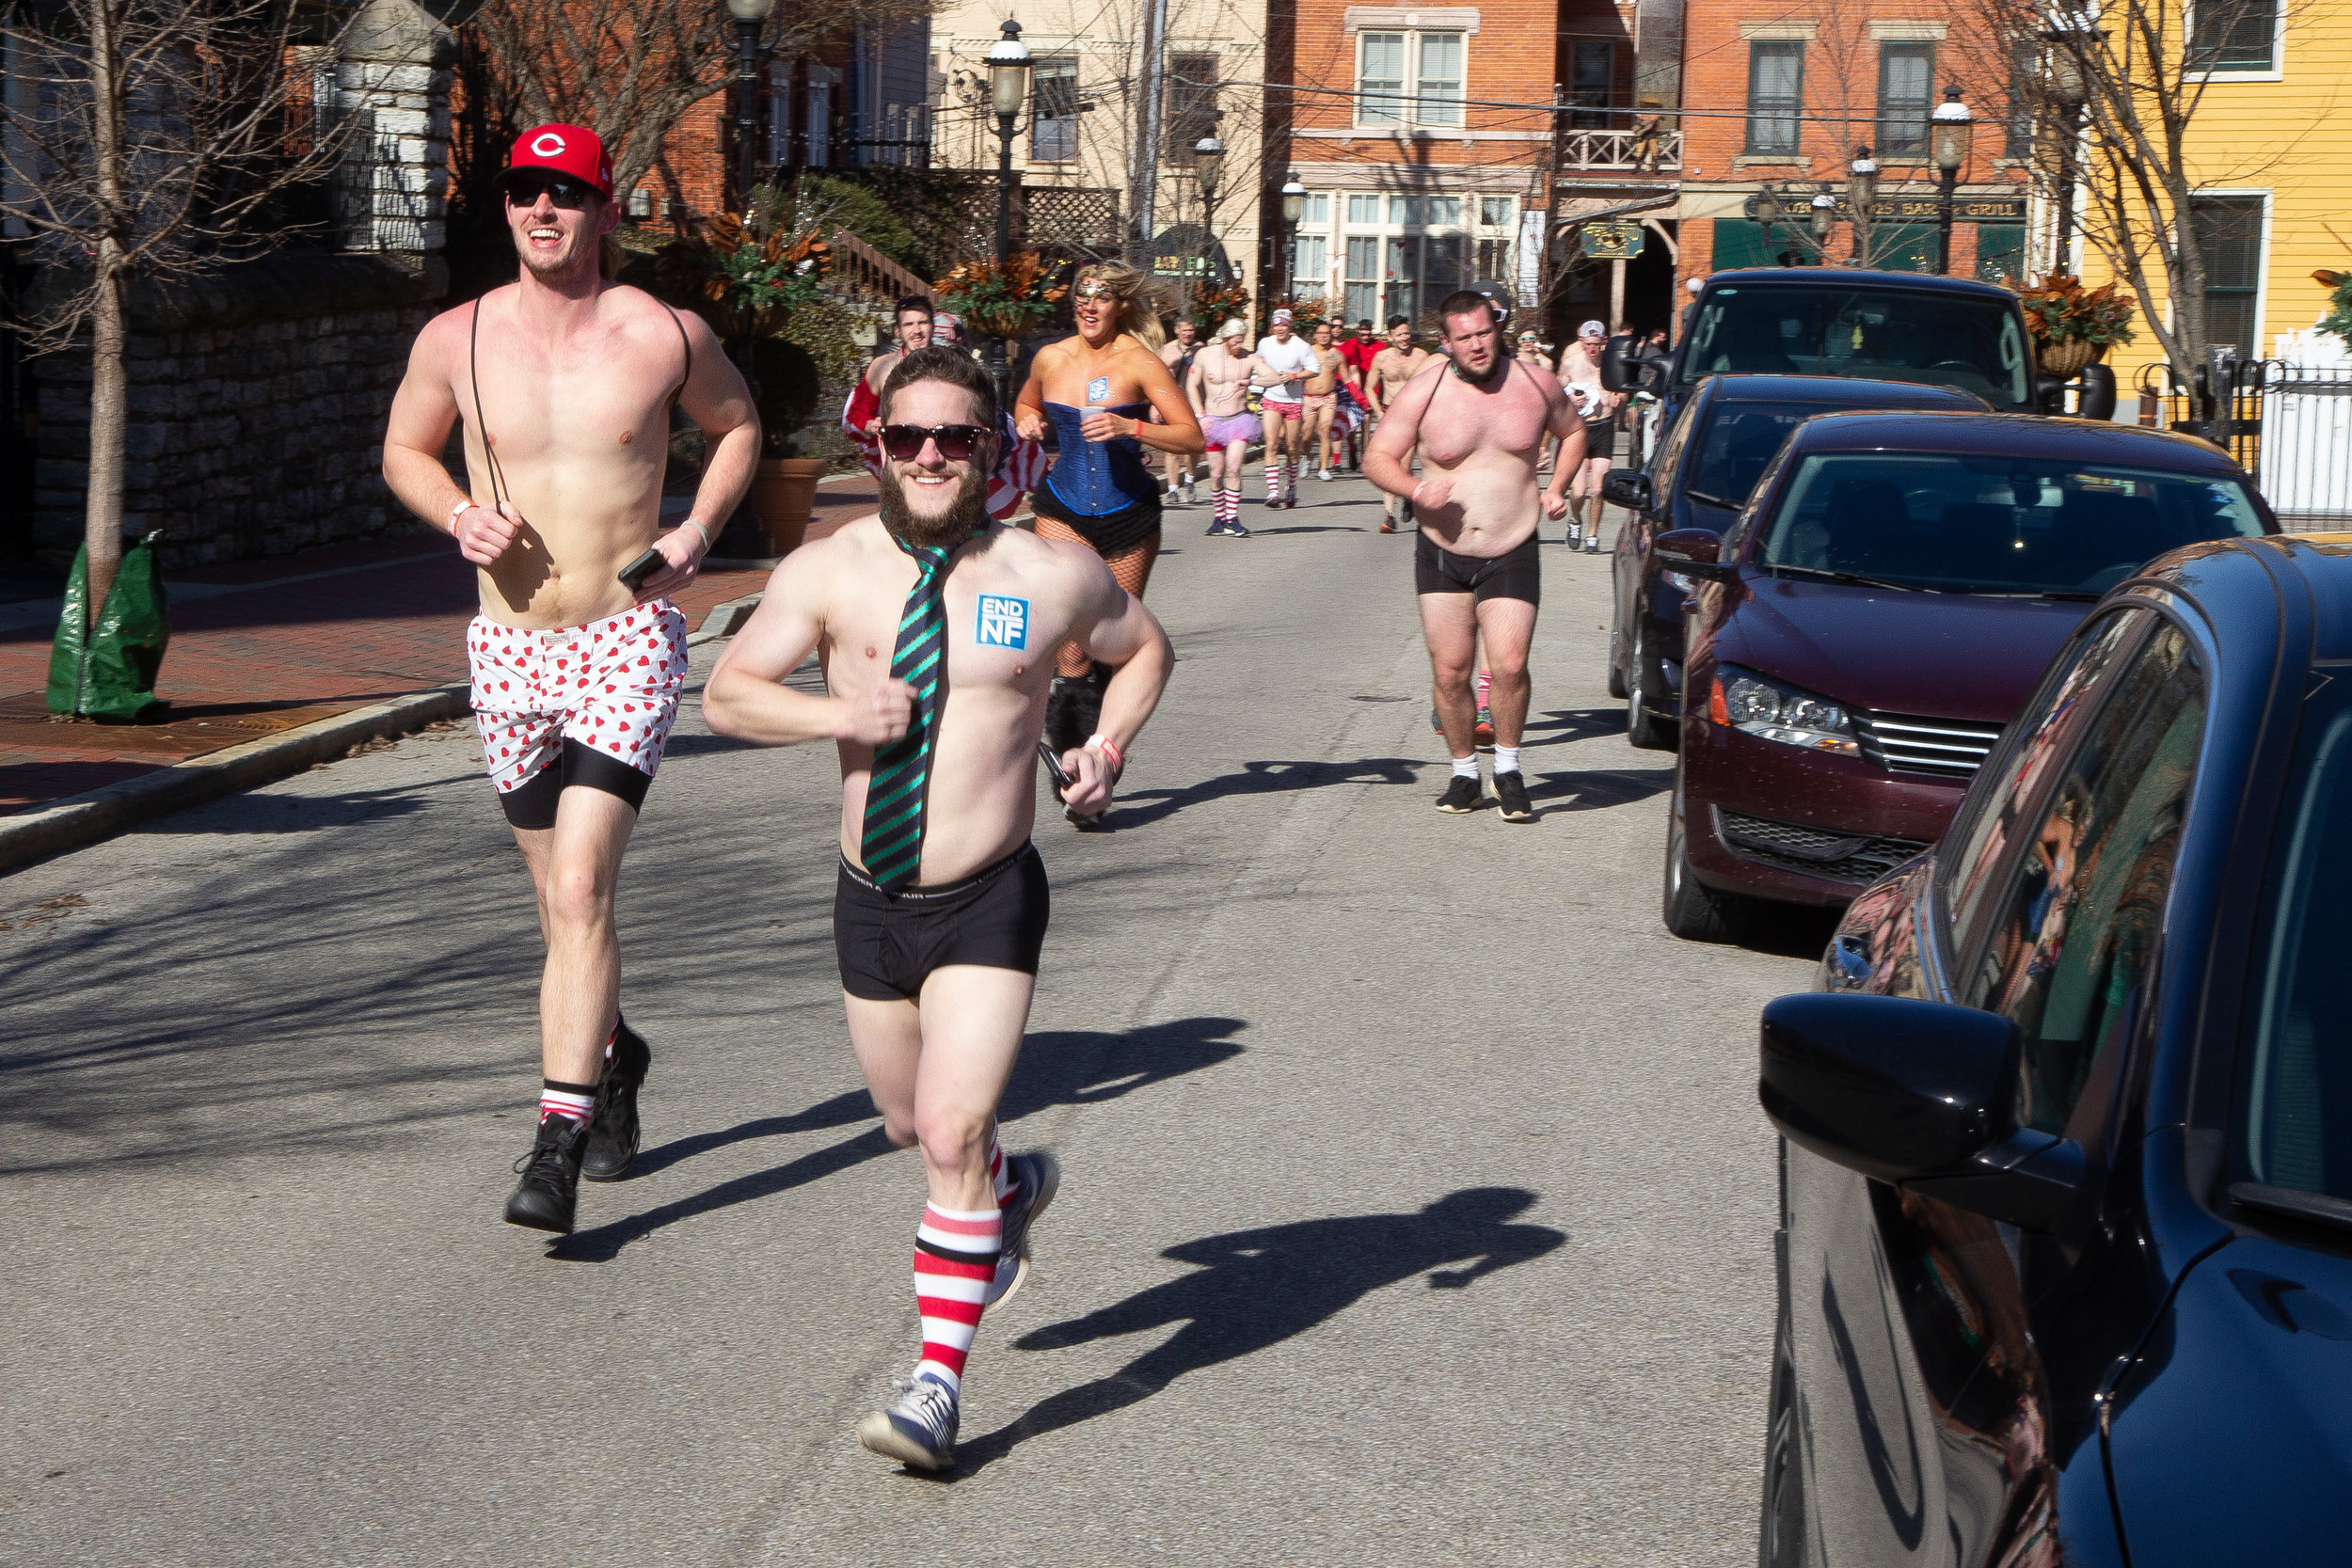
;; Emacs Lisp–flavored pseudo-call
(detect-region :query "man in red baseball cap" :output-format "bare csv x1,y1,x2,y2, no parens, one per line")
380,123,758,1240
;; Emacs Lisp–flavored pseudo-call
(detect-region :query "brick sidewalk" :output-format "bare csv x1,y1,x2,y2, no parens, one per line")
0,476,879,815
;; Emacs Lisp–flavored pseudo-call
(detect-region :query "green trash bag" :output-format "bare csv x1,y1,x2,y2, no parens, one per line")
46,535,170,722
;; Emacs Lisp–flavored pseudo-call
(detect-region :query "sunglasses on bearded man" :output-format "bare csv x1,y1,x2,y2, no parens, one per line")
881,423,992,462
504,174,596,211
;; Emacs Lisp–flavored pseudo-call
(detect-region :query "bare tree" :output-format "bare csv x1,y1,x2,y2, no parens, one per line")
1979,0,2309,384
0,0,351,619
466,0,935,199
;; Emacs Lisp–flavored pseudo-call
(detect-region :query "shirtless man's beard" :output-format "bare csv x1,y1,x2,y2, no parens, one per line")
880,460,991,548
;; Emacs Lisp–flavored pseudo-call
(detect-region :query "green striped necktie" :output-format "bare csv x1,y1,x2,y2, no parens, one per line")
859,532,975,891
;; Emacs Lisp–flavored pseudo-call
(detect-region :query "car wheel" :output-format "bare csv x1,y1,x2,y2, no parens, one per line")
1607,624,1629,700
1625,618,1675,752
1663,806,1746,942
1757,1307,1807,1568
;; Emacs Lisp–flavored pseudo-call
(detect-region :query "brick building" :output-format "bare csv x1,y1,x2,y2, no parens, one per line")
1669,0,2027,294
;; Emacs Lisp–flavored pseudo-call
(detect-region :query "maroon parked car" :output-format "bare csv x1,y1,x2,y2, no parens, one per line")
1661,411,2276,941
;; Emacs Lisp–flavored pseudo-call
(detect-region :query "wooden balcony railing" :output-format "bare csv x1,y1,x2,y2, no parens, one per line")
1557,127,1682,172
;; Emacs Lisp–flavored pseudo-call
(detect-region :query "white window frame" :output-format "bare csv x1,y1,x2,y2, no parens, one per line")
2184,0,2285,80
1355,30,1470,130
2176,187,2275,357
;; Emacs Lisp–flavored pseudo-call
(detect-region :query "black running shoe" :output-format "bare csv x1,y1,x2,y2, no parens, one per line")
505,1115,591,1234
1494,769,1536,823
1435,775,1485,814
581,1017,650,1182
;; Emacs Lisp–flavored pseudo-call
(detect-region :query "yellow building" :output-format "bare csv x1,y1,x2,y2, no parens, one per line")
2058,0,2352,395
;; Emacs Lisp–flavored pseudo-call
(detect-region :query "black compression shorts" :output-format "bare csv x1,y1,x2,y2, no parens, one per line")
834,843,1051,1001
499,736,654,830
1415,531,1541,607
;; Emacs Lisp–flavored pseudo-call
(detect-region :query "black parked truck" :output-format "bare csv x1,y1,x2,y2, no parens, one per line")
1600,267,2118,431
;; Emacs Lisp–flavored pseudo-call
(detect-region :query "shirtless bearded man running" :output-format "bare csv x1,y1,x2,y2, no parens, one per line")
381,124,757,1232
1364,291,1583,825
703,345,1175,1471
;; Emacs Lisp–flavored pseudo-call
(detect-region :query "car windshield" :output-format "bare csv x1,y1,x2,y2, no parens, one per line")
1682,286,2031,409
2240,674,2352,1208
1755,452,2265,595
1686,401,1872,510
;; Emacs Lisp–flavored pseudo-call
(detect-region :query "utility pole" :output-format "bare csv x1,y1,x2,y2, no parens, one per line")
1130,0,1168,266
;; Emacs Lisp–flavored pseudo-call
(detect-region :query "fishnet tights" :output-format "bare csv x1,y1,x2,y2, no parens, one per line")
1030,515,1160,678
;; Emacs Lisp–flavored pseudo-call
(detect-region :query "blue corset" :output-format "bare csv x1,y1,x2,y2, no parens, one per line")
1042,401,1155,516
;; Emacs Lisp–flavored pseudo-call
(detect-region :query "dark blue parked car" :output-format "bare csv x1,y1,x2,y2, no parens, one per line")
1753,533,2352,1566
1602,374,1988,749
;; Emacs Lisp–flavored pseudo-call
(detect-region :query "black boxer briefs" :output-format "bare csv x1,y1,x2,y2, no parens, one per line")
834,843,1052,1000
1414,531,1541,606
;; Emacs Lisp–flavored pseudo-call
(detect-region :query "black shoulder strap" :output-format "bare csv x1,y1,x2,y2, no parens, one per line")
666,306,692,390
469,296,509,512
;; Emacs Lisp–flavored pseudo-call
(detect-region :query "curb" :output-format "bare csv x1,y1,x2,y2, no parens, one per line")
0,594,767,877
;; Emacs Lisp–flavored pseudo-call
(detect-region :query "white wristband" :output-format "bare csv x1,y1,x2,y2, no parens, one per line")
448,497,473,533
683,518,712,552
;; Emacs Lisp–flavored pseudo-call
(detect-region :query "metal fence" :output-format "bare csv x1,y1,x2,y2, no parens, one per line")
2147,355,2352,531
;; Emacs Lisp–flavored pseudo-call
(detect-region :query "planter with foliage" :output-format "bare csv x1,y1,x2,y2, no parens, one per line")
933,252,1068,341
1186,278,1254,337
2009,273,2136,377
1263,294,1327,336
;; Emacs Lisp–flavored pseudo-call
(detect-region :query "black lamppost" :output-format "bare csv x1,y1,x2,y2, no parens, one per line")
1194,134,1224,305
2045,36,2089,267
724,0,773,214
1846,147,1878,265
985,19,1030,402
1931,86,1974,275
1279,170,1306,301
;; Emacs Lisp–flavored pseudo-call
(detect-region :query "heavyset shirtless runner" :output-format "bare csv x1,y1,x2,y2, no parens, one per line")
704,346,1175,1471
380,123,758,1232
1365,290,1584,826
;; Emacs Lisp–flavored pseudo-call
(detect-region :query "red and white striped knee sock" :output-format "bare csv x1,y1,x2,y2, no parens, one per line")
913,1203,1003,1395
1284,457,1299,498
1264,461,1283,500
988,1134,1019,1209
539,1078,596,1125
1218,489,1239,526
1477,668,1493,708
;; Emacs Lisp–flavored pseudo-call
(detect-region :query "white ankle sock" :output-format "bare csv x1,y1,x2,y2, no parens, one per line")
1451,754,1481,780
1493,745,1521,775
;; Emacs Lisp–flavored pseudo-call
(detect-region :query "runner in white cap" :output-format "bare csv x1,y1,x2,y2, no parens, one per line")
1554,321,1617,550
1253,309,1320,509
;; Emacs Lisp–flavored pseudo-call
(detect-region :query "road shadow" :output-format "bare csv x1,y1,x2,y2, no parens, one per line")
938,1188,1566,1476
1245,525,1366,535
548,1015,1248,1262
1523,707,1630,747
1527,765,1674,812
1738,902,1842,960
1108,756,1423,831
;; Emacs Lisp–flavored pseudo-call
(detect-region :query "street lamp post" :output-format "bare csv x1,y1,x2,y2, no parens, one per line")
1809,189,1836,250
2046,40,2088,267
1931,86,1974,276
1846,148,1878,266
1194,134,1224,310
984,19,1030,402
724,0,773,215
1279,170,1306,300
1756,183,1783,266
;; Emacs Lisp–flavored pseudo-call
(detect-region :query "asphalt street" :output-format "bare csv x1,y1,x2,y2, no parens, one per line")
3,475,1826,1566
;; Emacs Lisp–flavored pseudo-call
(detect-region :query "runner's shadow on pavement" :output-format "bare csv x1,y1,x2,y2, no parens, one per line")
1108,757,1422,830
1527,766,1673,813
1523,707,1630,747
1244,525,1366,535
547,1016,1248,1263
936,1188,1565,1478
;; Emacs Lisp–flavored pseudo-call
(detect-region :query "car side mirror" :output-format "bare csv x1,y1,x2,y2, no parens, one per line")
1653,527,1737,583
2035,372,2066,415
1599,334,1662,395
1758,993,2086,1231
2077,363,2118,422
1602,468,1653,511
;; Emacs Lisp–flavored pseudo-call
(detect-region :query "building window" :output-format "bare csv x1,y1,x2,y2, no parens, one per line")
1481,196,1514,228
1346,193,1382,225
1356,30,1465,128
1298,193,1331,225
766,62,791,164
1358,32,1408,125
1475,236,1513,280
806,65,836,168
2190,0,2280,71
1345,235,1382,324
1569,40,1615,129
1877,41,1934,158
1745,40,1804,155
1031,56,1079,163
2194,195,2266,354
2005,42,2035,159
1293,234,1329,300
1166,53,1219,165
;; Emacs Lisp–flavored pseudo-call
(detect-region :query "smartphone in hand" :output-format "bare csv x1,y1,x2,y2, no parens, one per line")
618,547,664,591
1037,739,1076,795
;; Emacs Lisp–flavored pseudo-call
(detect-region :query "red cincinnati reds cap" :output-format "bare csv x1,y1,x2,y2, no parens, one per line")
498,123,614,200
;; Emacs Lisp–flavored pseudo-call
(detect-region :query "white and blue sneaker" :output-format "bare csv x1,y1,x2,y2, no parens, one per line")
857,1373,961,1471
986,1150,1061,1307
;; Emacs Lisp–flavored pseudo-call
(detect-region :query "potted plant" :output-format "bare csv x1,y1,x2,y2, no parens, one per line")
656,208,834,553
1263,293,1327,335
2009,273,2137,378
933,251,1068,342
1187,277,1253,337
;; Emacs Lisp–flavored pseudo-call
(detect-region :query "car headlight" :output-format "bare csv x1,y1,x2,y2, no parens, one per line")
1707,665,1858,754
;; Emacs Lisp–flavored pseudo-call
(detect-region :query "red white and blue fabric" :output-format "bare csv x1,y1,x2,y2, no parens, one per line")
841,380,1043,522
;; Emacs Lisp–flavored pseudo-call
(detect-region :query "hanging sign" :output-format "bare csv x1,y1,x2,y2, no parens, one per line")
1581,221,1645,261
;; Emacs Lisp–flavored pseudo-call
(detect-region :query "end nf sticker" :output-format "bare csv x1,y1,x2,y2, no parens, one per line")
977,595,1030,649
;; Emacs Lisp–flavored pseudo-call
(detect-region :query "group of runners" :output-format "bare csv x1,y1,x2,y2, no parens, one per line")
380,121,1606,1476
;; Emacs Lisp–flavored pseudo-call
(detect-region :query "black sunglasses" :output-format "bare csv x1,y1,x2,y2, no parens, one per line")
504,174,595,211
882,423,990,463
